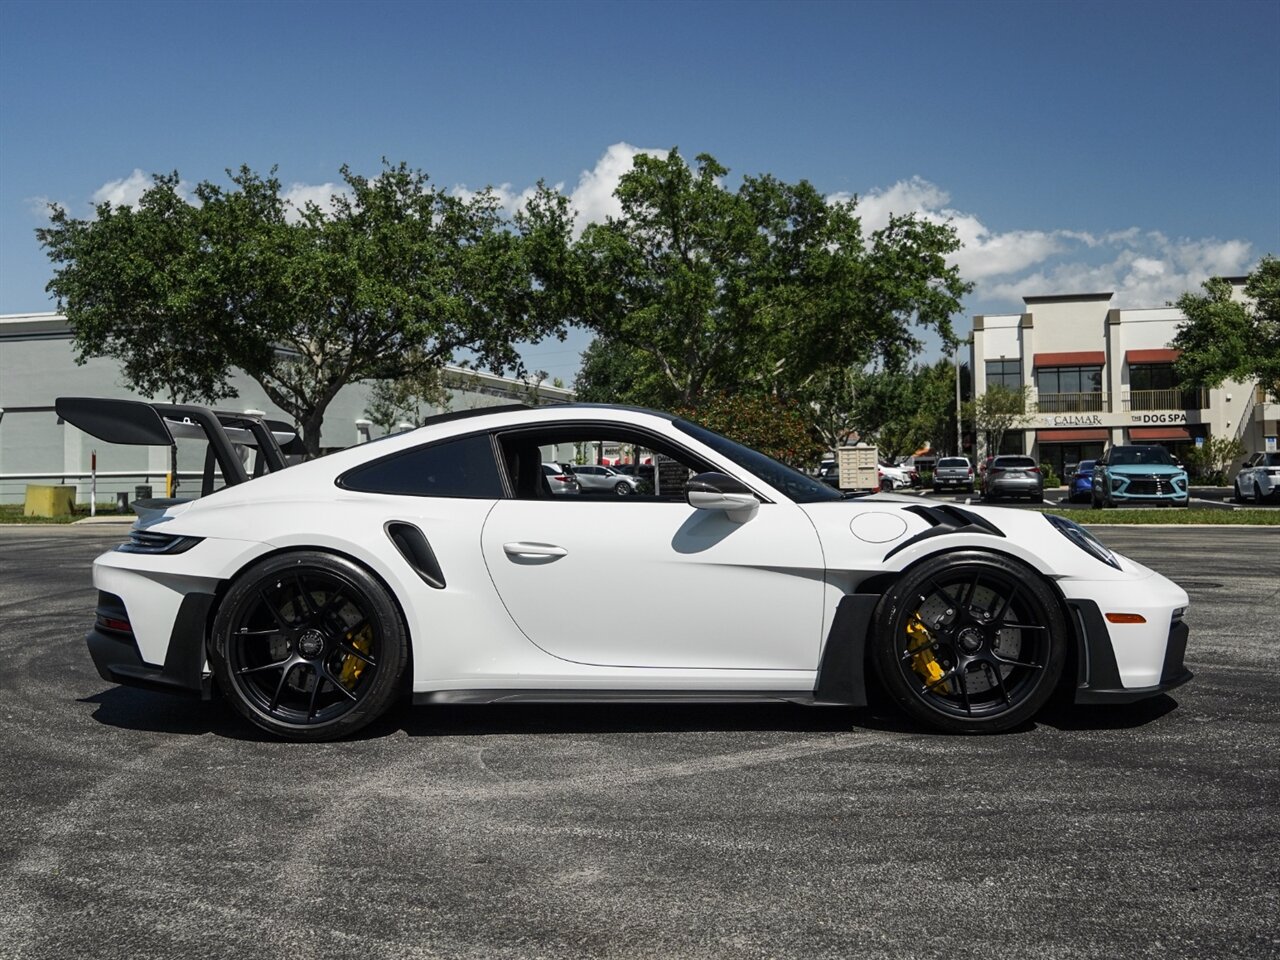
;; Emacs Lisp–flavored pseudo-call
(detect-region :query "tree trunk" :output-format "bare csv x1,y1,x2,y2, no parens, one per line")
299,408,326,459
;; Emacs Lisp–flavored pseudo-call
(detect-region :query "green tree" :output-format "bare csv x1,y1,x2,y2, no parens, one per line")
39,163,570,456
964,385,1034,458
1173,256,1280,397
674,392,824,467
838,361,957,460
524,149,971,410
1183,434,1246,484
364,353,451,433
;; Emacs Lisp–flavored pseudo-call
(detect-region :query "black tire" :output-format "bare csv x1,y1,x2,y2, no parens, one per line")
880,479,893,492
1234,480,1245,503
614,481,632,496
1255,482,1266,504
870,551,1067,733
209,551,408,741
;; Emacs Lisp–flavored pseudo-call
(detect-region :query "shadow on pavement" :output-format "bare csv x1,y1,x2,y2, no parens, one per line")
81,683,1179,743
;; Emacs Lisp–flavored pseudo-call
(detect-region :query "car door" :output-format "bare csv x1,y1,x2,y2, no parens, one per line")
480,439,826,671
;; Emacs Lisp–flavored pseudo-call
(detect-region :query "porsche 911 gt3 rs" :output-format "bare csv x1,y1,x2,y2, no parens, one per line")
63,398,1193,740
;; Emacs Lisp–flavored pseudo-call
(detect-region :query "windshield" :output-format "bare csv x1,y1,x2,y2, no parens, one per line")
1110,446,1175,466
673,420,842,503
1264,453,1280,467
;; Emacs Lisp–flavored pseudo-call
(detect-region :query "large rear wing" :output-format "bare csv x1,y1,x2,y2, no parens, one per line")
55,397,302,498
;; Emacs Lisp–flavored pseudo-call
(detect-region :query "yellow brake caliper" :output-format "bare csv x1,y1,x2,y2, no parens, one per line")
338,624,374,689
907,612,949,693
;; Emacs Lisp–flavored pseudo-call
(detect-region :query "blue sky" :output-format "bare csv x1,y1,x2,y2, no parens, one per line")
2,0,1277,384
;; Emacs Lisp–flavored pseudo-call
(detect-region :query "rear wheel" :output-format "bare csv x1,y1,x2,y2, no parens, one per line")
1256,482,1266,504
1234,479,1245,502
210,551,408,741
871,551,1066,733
880,479,893,492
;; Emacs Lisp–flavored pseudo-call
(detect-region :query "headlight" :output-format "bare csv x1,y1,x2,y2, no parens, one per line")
116,530,203,554
1044,513,1120,569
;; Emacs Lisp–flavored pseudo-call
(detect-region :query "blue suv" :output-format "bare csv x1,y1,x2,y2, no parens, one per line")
1092,445,1189,508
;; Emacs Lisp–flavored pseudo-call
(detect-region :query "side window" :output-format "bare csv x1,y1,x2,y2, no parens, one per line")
497,426,711,502
340,433,504,498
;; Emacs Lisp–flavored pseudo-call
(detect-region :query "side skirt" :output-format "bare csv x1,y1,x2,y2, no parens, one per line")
414,689,820,706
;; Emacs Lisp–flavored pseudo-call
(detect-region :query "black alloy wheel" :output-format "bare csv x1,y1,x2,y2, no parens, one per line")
871,551,1066,733
210,552,407,741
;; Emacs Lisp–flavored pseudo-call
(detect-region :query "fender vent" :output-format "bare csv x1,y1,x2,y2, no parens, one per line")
883,505,1005,560
385,522,446,589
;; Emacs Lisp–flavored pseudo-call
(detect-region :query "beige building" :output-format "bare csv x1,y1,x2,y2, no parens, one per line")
970,283,1278,476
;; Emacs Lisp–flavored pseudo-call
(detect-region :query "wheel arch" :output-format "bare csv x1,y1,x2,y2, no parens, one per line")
208,543,416,692
820,545,1079,710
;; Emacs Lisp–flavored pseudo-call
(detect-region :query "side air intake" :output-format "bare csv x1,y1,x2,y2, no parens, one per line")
384,522,447,589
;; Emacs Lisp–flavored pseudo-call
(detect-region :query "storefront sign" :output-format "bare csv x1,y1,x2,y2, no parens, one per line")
1130,411,1188,424
1038,414,1104,427
1267,436,1278,452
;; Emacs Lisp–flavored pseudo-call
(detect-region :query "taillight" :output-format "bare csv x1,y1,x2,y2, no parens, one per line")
1029,466,1041,474
553,474,570,482
967,468,973,476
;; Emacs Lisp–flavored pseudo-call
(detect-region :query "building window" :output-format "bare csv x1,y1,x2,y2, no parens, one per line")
1035,365,1104,412
1130,363,1176,391
1036,366,1103,395
985,360,1021,390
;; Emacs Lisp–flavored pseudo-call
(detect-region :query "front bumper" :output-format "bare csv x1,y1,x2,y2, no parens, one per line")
1069,598,1192,704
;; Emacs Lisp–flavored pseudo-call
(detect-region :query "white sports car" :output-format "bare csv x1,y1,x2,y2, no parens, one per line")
62,398,1192,741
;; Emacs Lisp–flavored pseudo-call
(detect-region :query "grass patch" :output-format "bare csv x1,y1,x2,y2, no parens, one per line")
0,503,122,524
1041,506,1280,525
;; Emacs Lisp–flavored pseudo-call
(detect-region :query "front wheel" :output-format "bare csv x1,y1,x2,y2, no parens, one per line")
1234,480,1245,502
210,551,408,741
870,551,1067,733
614,481,632,496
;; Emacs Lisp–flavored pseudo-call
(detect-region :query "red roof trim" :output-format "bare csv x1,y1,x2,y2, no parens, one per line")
1035,429,1110,443
1126,348,1181,364
1033,351,1105,367
1129,426,1191,440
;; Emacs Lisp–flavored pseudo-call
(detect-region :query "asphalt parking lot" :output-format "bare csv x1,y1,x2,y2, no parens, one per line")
1,524,1277,960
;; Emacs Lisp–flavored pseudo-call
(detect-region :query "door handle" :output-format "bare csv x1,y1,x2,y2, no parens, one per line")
502,541,568,561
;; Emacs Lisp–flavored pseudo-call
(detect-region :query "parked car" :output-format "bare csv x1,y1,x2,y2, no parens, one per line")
932,456,975,493
570,463,641,496
1091,445,1189,508
877,462,917,491
68,398,1191,740
1234,451,1280,502
1068,459,1097,503
981,455,1044,502
542,463,579,494
817,460,840,488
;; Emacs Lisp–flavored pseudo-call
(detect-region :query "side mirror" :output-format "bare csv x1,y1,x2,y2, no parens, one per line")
686,472,759,523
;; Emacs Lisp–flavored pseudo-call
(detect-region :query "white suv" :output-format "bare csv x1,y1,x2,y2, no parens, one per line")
1234,452,1280,502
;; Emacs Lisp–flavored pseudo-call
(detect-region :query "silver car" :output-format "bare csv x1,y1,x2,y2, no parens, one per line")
569,464,640,496
542,463,579,495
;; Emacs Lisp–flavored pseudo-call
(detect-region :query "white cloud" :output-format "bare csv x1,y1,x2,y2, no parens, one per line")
833,175,1255,309
983,235,1254,308
566,142,667,230
91,169,154,208
450,142,667,236
89,169,197,211
281,181,351,222
25,195,59,221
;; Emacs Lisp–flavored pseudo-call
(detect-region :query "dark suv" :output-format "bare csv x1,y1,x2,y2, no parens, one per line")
981,455,1044,502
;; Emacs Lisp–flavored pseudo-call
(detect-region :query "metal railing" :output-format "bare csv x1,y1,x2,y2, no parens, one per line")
0,470,212,505
1122,388,1209,411
1033,392,1109,413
